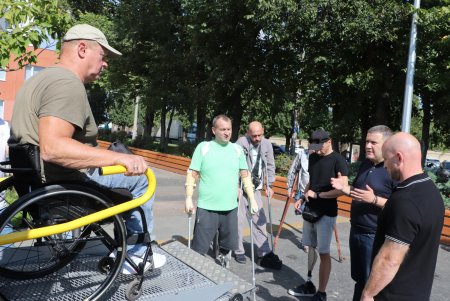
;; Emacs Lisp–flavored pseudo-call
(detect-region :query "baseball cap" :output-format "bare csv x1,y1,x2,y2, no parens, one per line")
63,24,122,57
308,129,330,150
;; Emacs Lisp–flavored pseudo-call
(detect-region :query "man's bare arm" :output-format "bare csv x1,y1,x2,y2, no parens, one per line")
39,116,146,175
360,239,409,301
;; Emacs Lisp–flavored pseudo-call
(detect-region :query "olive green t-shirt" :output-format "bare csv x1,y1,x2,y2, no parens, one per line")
10,66,98,182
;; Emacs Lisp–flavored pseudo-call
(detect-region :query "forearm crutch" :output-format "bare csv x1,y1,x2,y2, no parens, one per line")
248,210,257,301
264,164,274,251
188,213,192,249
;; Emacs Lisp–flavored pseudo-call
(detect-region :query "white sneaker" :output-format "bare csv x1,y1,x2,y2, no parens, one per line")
152,252,167,269
110,251,166,275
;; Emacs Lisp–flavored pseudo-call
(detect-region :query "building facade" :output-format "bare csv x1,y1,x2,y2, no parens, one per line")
0,47,58,121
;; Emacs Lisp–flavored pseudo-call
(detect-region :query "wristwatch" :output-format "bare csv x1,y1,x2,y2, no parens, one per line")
316,192,320,199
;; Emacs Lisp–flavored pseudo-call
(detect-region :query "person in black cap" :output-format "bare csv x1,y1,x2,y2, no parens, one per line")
9,24,166,274
288,128,348,301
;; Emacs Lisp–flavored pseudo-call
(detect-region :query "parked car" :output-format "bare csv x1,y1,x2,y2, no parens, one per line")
425,158,440,171
272,143,285,156
436,161,450,183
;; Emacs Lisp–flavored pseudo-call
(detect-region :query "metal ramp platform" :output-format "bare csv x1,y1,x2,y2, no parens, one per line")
0,240,253,301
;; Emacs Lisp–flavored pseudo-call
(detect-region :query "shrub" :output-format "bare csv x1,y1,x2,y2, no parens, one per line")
428,171,450,209
275,154,293,177
110,131,129,143
97,128,112,141
178,141,197,158
130,135,157,150
348,161,362,184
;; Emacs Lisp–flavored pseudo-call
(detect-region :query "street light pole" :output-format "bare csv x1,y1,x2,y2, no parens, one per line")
401,0,421,132
132,96,140,140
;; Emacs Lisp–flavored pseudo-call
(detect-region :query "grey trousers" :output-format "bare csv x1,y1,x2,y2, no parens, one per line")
235,190,272,257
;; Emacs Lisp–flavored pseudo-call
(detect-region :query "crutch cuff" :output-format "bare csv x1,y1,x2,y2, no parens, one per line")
242,175,258,214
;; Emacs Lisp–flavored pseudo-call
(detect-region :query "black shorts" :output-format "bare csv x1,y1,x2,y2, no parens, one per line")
191,207,238,255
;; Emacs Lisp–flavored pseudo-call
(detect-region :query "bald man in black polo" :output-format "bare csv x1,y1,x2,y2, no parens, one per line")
361,132,444,301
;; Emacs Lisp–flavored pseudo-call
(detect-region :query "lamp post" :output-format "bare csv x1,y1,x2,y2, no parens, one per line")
401,0,421,132
132,96,140,140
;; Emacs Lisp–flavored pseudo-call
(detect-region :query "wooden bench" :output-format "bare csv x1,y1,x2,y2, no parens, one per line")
442,211,450,245
97,140,190,175
98,140,450,245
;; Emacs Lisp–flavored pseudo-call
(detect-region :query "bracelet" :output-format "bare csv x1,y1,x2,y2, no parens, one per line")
372,196,378,205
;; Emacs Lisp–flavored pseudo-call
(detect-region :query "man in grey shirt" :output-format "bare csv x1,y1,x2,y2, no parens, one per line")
235,121,282,269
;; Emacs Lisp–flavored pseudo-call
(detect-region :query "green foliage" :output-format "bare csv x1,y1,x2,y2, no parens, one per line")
348,161,362,184
427,171,450,208
61,0,117,19
274,154,293,178
177,142,197,158
438,182,450,208
97,129,129,143
129,135,159,151
0,0,72,69
5,0,449,155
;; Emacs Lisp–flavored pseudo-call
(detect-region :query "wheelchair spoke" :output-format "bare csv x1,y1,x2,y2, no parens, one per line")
0,183,127,301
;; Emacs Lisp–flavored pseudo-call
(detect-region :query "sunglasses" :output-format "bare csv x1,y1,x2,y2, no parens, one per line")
308,138,330,144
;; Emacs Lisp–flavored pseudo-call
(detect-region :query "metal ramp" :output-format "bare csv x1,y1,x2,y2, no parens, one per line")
0,240,253,301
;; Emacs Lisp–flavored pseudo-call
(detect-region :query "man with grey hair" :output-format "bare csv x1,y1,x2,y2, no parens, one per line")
9,24,165,274
234,121,282,269
331,125,396,301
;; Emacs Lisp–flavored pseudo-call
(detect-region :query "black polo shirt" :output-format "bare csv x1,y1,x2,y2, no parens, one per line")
372,173,444,301
308,151,348,217
351,159,397,233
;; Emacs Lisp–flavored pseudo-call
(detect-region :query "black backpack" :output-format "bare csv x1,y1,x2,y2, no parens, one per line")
108,140,134,154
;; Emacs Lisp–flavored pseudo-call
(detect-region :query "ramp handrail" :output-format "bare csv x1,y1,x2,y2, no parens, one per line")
0,166,156,246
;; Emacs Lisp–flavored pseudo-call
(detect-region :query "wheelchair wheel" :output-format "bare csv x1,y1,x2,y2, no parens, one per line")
126,279,143,301
0,184,127,300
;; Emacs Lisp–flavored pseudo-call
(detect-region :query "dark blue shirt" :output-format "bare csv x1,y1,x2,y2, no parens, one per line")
350,159,396,233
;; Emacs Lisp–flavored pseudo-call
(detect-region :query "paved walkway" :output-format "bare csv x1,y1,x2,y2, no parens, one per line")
151,167,450,301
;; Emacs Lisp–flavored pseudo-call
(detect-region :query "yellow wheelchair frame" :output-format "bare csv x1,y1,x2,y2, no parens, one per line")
0,166,156,301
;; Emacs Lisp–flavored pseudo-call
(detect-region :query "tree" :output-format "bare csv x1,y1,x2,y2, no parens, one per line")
0,0,72,69
415,2,450,160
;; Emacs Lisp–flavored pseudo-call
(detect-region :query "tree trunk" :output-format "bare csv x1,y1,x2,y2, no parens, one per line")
196,101,206,142
284,134,291,154
230,104,243,142
206,117,213,141
166,107,175,143
160,105,167,151
228,90,244,142
359,111,371,161
144,106,155,139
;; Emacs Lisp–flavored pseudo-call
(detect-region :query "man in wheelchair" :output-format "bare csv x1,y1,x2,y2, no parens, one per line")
6,24,166,275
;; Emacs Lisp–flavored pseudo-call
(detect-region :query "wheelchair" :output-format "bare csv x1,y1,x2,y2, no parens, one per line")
0,144,157,301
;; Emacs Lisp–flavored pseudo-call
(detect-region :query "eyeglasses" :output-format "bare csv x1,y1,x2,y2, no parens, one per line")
308,138,330,144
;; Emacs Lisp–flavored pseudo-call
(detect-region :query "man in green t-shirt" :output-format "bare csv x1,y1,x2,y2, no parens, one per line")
8,24,165,274
185,115,258,268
